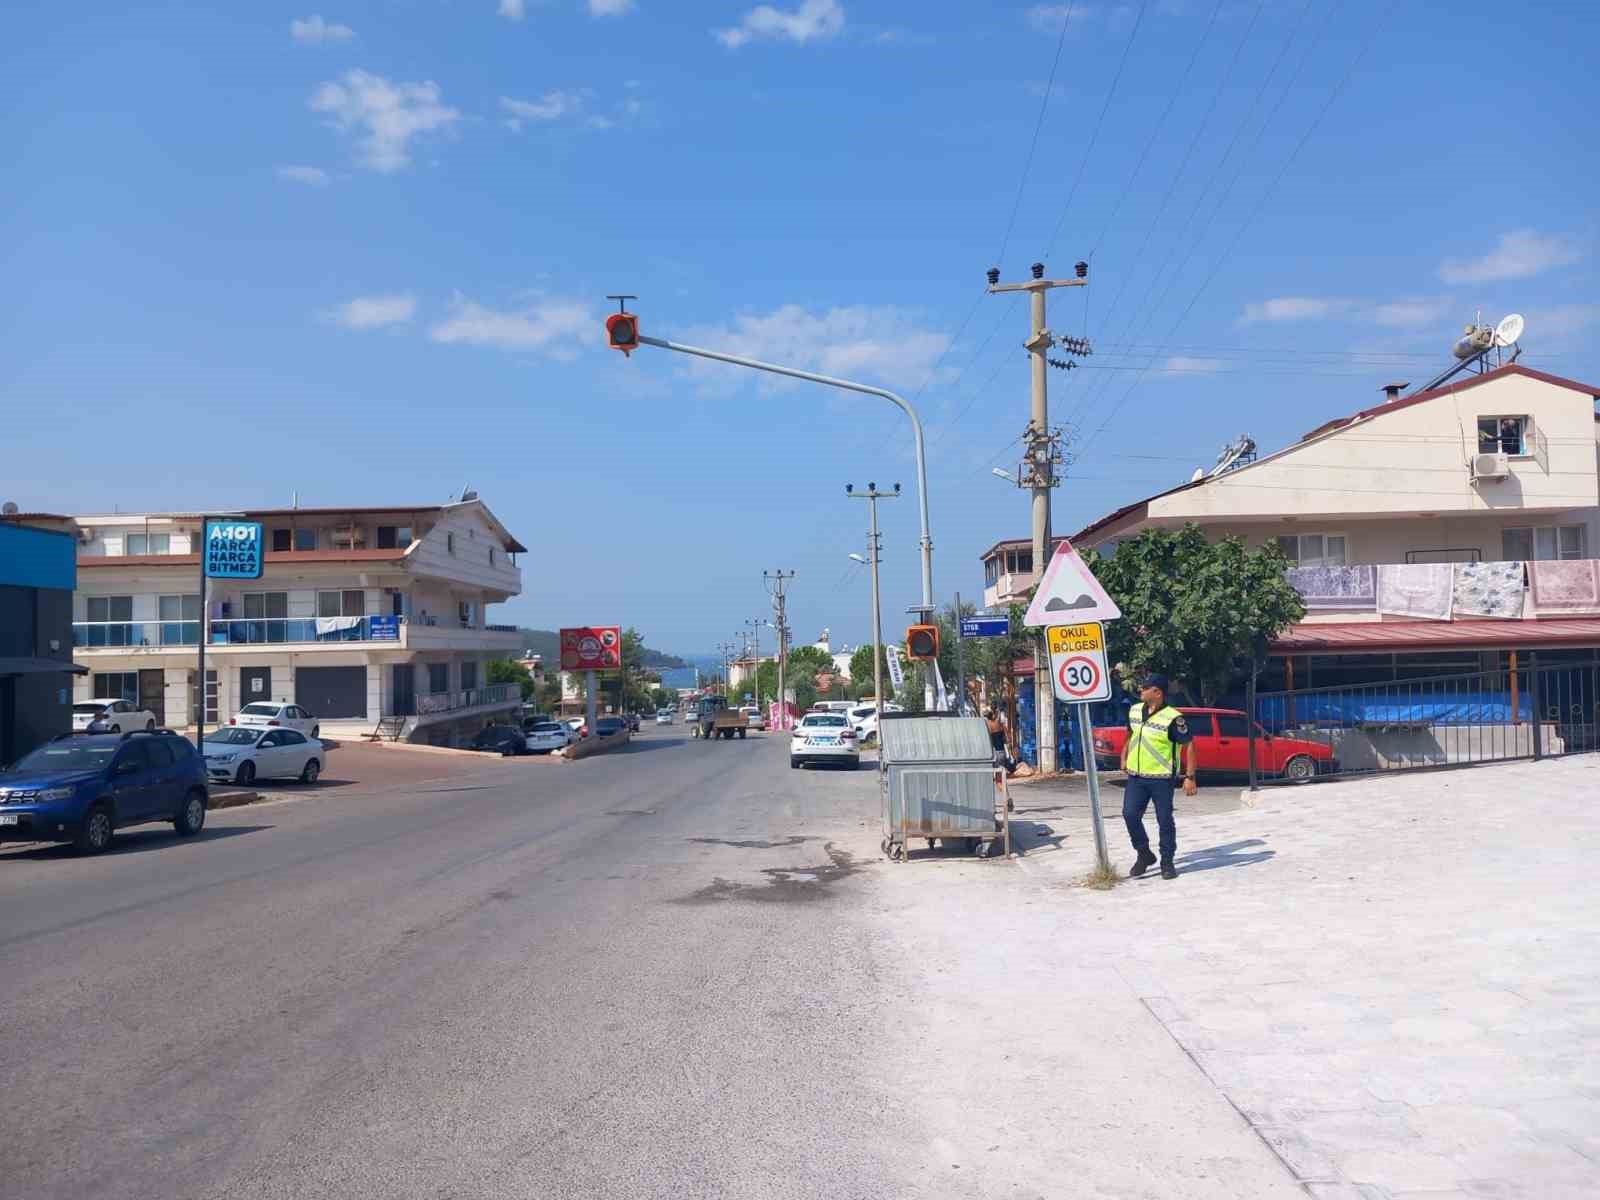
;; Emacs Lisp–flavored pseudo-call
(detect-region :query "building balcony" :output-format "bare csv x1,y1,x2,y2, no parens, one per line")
412,682,521,716
983,571,1039,610
73,616,524,654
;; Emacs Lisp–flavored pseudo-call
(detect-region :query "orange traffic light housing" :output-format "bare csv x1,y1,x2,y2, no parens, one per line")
905,624,939,660
606,311,639,356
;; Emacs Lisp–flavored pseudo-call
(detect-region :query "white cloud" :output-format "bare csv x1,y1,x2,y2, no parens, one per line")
1371,296,1454,328
321,294,417,329
1438,229,1585,285
1162,356,1223,374
276,164,330,186
680,304,952,392
714,0,844,49
588,0,635,14
1238,297,1355,324
309,70,460,173
1523,303,1600,340
501,91,585,130
290,15,355,44
1025,4,1077,34
429,296,594,356
499,0,526,19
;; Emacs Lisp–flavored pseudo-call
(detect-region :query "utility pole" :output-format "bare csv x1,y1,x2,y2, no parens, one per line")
763,569,794,729
744,617,763,704
847,482,898,731
987,260,1088,774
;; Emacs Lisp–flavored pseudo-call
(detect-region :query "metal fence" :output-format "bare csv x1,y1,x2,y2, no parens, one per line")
1247,657,1599,786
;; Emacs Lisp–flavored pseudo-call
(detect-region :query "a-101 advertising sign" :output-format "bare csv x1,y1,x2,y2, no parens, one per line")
560,626,622,671
204,520,264,579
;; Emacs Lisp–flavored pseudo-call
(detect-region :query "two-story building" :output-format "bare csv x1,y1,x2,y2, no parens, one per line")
34,498,528,746
0,517,85,762
1068,363,1600,688
979,536,1068,610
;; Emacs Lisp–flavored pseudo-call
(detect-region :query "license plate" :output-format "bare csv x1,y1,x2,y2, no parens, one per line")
811,736,836,745
0,814,18,825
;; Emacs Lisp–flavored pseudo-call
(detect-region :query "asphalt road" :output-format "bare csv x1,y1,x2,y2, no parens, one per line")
0,728,919,1200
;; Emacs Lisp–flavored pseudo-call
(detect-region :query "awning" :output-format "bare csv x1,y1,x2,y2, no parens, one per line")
1271,618,1600,654
0,657,88,675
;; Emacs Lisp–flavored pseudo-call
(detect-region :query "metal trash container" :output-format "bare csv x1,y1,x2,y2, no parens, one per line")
879,714,1010,861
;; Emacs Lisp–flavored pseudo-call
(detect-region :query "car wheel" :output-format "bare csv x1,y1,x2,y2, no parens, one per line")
145,718,156,731
790,757,801,770
111,724,122,733
1284,754,1317,784
175,789,207,836
300,758,321,784
74,804,114,854
738,728,747,739
235,760,256,786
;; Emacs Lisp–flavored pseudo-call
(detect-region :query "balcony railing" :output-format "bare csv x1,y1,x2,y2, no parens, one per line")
208,617,378,644
414,683,520,715
75,621,202,648
75,617,524,650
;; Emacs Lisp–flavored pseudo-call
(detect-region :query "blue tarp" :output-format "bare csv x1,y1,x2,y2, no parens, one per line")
1254,690,1534,731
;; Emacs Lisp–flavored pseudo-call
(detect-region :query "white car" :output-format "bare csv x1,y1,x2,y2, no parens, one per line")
740,705,766,731
229,702,320,738
73,699,157,733
790,712,860,770
523,720,574,754
202,726,323,785
655,709,675,725
564,716,589,739
846,701,903,743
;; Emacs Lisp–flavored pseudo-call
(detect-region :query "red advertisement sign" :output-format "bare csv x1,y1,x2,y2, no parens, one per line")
560,626,622,671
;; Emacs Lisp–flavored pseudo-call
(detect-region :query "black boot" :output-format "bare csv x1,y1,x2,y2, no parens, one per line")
1129,849,1156,877
1160,860,1178,880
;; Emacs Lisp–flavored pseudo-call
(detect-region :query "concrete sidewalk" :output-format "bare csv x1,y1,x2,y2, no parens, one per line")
998,757,1600,1197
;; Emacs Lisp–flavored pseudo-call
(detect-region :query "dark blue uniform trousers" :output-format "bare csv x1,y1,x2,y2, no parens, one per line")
1123,775,1176,863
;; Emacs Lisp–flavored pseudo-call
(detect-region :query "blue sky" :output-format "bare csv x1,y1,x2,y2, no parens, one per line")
4,1,1596,655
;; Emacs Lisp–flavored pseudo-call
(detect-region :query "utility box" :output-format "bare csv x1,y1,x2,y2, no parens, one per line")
878,714,1008,861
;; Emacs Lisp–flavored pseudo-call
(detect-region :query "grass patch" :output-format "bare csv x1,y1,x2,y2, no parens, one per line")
1082,859,1121,890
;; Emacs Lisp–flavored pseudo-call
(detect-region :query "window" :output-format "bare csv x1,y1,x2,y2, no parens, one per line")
1478,416,1527,456
243,592,289,619
315,590,366,617
1179,714,1215,737
984,557,1000,586
280,730,307,746
86,595,134,623
293,528,317,551
1503,525,1586,562
428,663,450,693
461,661,478,690
158,594,202,621
1002,549,1033,576
1216,714,1250,738
93,672,138,700
458,600,474,627
1276,533,1346,567
447,532,456,555
259,731,284,747
377,525,413,549
271,528,292,552
125,532,171,555
489,548,497,566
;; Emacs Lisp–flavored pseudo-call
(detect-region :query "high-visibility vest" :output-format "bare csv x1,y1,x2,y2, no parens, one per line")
1126,704,1183,778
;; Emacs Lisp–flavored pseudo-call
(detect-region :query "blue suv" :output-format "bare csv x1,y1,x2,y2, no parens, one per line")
0,730,209,854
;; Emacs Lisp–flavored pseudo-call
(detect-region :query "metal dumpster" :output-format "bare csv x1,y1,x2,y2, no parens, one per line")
879,714,1009,861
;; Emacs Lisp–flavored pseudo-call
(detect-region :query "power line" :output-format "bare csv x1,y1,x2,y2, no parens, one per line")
995,1,1078,267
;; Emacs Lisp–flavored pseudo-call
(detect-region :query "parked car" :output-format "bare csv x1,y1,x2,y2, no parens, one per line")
594,716,629,741
202,726,322,785
229,702,320,738
1092,707,1338,783
790,712,859,770
740,705,767,731
0,730,208,854
468,724,527,756
564,716,589,739
73,699,157,733
523,720,574,754
655,708,675,725
847,701,903,744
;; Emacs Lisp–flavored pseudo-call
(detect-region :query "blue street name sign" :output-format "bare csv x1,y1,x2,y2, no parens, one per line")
204,520,264,579
959,616,1010,639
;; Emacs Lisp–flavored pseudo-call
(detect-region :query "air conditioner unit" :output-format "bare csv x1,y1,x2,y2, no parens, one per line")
1471,452,1509,481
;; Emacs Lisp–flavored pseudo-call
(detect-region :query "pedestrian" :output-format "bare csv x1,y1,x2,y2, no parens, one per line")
1119,673,1197,880
985,707,1015,774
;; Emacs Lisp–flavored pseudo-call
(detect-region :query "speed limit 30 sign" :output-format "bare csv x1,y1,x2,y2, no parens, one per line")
1046,622,1111,703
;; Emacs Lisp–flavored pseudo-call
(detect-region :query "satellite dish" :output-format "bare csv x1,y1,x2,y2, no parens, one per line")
1190,467,1205,482
1493,313,1524,348
1,500,17,515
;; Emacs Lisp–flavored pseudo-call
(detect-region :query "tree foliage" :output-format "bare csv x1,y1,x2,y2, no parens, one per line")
486,658,535,700
1087,524,1304,703
848,644,878,686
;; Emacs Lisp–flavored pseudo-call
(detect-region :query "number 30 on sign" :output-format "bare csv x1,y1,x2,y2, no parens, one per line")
1046,622,1111,703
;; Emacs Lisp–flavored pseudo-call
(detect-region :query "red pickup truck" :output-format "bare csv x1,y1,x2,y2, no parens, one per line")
1092,707,1336,783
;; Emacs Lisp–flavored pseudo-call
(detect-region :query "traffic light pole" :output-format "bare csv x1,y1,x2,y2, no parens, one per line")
637,332,936,711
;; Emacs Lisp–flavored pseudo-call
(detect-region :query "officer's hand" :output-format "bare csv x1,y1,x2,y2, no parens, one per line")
1182,777,1198,797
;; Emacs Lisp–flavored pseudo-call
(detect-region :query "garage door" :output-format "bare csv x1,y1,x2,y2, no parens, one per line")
295,666,367,719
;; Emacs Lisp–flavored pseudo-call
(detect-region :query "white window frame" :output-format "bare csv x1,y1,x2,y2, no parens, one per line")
1503,524,1587,561
1477,415,1531,458
1276,533,1347,567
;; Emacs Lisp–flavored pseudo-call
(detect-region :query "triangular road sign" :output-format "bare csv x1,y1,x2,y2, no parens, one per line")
1023,538,1121,627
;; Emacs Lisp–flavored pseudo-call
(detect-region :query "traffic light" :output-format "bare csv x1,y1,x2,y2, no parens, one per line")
606,311,639,356
905,624,939,661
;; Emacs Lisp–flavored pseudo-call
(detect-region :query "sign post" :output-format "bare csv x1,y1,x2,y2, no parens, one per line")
196,518,262,750
1047,621,1113,876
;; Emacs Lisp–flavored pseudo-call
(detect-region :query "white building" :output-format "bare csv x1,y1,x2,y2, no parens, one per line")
47,499,527,745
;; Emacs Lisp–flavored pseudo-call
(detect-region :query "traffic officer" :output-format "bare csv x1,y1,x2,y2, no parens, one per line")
1119,673,1197,879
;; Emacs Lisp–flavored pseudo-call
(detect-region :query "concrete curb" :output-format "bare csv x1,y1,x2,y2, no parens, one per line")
209,789,262,810
358,741,492,758
560,734,629,762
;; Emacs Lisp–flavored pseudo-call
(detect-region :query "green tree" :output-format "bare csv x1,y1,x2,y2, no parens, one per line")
486,658,535,700
1087,524,1304,703
848,644,878,686
536,676,562,712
